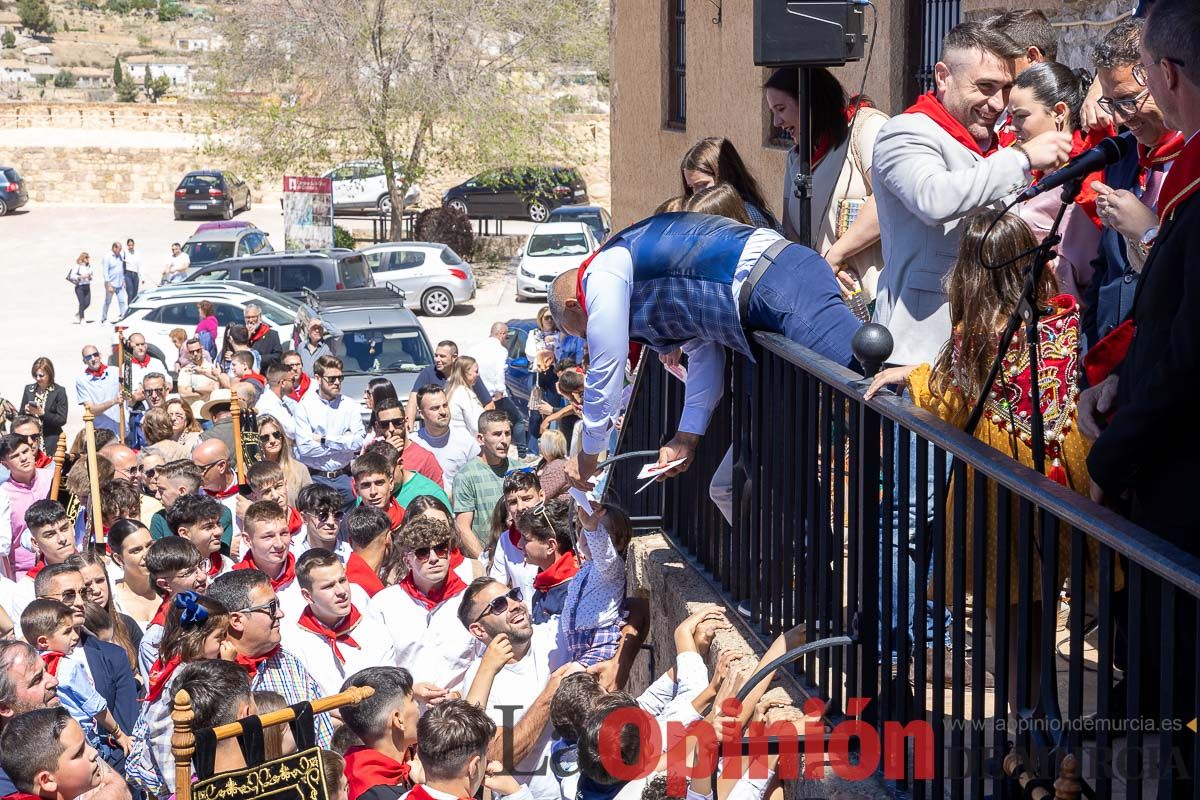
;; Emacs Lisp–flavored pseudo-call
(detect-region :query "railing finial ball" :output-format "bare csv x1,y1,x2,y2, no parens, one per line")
852,322,893,379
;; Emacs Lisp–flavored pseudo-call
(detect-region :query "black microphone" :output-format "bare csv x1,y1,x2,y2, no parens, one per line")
1016,131,1136,201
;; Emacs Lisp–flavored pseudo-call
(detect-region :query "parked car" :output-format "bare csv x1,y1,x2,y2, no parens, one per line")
0,167,29,216
547,204,612,243
194,220,256,235
359,242,476,317
118,281,300,365
515,221,598,300
173,171,252,220
182,225,274,269
296,288,435,415
442,166,588,223
323,161,421,215
185,250,375,297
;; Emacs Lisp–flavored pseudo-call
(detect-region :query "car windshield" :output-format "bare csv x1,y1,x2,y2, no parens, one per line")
527,233,590,257
2,168,20,183
328,325,434,375
183,241,236,264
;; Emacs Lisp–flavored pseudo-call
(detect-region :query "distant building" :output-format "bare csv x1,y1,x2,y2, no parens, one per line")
0,59,32,83
0,11,22,36
124,54,191,87
72,66,112,88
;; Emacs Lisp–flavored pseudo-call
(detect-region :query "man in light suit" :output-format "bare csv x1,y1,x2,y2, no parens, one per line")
870,21,1073,674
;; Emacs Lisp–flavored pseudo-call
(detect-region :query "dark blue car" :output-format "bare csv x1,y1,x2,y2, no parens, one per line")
0,167,29,216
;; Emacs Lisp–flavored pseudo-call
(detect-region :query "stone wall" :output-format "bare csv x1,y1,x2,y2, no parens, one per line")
960,0,1135,69
0,101,206,132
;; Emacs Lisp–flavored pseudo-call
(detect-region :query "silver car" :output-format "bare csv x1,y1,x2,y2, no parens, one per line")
359,241,477,317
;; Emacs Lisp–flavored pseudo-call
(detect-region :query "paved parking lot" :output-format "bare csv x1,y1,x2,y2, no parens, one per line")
0,202,533,440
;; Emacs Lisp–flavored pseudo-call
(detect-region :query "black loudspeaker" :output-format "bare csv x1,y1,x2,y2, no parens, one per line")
753,0,867,67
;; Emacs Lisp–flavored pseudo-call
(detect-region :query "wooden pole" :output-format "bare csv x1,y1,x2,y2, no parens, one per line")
82,408,104,549
1054,754,1083,800
230,392,245,486
171,688,196,800
206,685,374,740
49,435,67,500
115,327,127,446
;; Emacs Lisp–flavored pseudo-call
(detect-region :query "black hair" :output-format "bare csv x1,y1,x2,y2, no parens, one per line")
108,518,150,556
172,659,252,728
578,693,645,785
457,576,500,629
550,672,605,743
296,483,345,516
416,700,497,782
165,492,224,535
0,433,30,462
207,569,269,613
24,500,67,533
1013,61,1093,133
0,707,73,794
145,537,202,592
344,505,392,549
340,666,414,741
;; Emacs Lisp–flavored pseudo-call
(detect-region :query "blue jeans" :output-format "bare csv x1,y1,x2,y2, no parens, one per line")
102,284,127,322
744,244,862,367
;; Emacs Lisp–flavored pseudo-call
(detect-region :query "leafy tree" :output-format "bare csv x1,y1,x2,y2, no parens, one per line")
112,56,123,87
52,69,76,88
115,77,138,102
157,1,182,21
17,0,56,35
208,0,606,241
415,207,474,259
141,65,169,102
1,30,15,48
333,225,356,250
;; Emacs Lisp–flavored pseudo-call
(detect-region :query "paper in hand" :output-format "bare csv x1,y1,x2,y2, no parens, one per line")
569,487,596,515
664,362,688,382
637,458,686,480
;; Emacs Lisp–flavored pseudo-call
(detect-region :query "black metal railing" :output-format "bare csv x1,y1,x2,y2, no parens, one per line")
606,333,1200,799
913,0,960,96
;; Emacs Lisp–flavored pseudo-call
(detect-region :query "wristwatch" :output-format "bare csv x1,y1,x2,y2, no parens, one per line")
1136,225,1159,257
320,436,326,447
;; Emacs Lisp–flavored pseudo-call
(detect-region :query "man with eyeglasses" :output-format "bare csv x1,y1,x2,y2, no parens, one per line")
459,577,582,800
177,337,220,407
244,304,283,365
283,352,312,402
206,568,334,746
1083,18,1183,346
11,416,52,470
369,516,477,693
293,484,351,562
0,434,52,579
294,355,366,503
370,397,445,492
74,345,122,436
192,439,241,537
126,335,170,400
257,362,297,442
129,371,170,450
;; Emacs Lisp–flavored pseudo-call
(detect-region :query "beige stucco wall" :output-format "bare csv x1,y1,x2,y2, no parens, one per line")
610,0,909,230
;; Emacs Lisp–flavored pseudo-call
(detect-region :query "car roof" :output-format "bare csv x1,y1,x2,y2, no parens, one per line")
360,241,448,252
319,305,422,327
136,280,302,309
550,205,606,214
528,221,593,234
203,250,345,266
183,170,226,177
185,227,256,243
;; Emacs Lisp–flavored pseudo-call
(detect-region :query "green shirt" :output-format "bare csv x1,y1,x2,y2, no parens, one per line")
452,456,520,551
150,505,236,555
393,470,450,512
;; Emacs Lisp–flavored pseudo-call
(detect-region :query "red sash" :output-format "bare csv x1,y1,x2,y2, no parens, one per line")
289,373,312,402
532,550,579,592
385,498,404,532
343,747,412,800
233,551,296,592
150,596,172,627
905,91,998,157
33,450,51,469
249,324,270,345
234,644,281,680
40,650,67,677
297,606,362,663
345,552,385,598
1158,132,1200,222
1033,127,1110,228
287,507,304,536
25,561,45,581
398,569,467,611
144,654,182,704
205,552,225,578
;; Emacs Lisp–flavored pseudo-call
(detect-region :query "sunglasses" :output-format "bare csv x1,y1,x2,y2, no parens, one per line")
143,468,159,480
52,589,82,605
412,541,451,562
239,599,281,618
322,374,344,383
196,459,225,472
376,418,405,430
310,509,343,523
187,348,203,355
261,431,283,442
83,353,101,361
145,387,166,396
473,587,523,623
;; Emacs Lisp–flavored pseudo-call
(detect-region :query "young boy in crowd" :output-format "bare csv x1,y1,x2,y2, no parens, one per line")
412,700,530,800
514,499,577,623
352,452,404,533
171,660,257,788
362,439,448,513
97,480,143,535
281,549,397,696
561,503,632,667
340,666,419,800
232,501,302,618
246,461,308,547
151,460,235,555
0,433,54,578
319,750,349,800
343,506,390,598
295,484,352,562
11,501,78,640
166,493,232,581
137,537,208,681
0,708,102,800
21,600,132,760
488,471,542,605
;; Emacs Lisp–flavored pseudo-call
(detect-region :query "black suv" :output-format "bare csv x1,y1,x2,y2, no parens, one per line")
442,166,588,222
173,170,252,220
0,167,29,216
184,250,375,297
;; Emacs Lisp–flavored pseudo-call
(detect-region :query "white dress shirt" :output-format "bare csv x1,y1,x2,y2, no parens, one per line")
447,386,484,439
123,249,143,277
256,388,297,441
415,427,478,495
368,583,478,690
469,337,509,397
289,532,352,562
131,356,171,391
280,605,399,696
579,229,781,455
293,390,366,471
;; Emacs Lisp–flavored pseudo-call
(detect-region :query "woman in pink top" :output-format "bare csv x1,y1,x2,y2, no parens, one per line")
194,300,219,360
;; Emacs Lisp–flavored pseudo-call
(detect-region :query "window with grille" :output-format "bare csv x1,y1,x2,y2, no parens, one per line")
666,0,686,128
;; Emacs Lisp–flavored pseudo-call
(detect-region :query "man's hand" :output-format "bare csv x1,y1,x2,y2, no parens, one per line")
692,610,733,656
115,731,132,755
1089,479,1104,505
385,430,406,452
586,657,620,692
1077,375,1119,441
484,761,523,797
566,451,600,491
1092,181,1158,243
480,633,514,674
659,349,683,369
1020,130,1075,172
656,432,700,480
547,661,584,693
413,682,452,705
1080,77,1113,132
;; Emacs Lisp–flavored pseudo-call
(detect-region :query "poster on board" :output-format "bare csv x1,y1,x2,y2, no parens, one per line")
283,176,334,251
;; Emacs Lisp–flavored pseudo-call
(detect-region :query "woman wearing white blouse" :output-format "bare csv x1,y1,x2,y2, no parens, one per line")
445,356,484,439
68,252,95,324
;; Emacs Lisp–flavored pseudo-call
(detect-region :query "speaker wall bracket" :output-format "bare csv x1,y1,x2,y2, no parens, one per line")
707,0,722,25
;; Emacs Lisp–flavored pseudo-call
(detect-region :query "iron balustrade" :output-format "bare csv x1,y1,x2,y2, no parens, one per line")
605,331,1200,799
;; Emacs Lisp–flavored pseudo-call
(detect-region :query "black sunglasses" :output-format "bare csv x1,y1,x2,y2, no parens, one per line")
473,587,522,624
376,418,406,429
412,541,451,562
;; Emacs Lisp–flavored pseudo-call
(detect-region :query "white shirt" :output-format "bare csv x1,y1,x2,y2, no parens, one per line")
463,622,571,800
124,249,144,276
256,389,297,441
369,583,478,690
636,650,708,741
277,577,371,625
0,490,12,560
416,427,479,495
131,356,172,393
293,390,366,471
0,575,23,639
289,533,352,562
164,252,190,282
579,229,782,454
469,337,509,397
280,605,399,696
447,385,484,439
488,530,538,605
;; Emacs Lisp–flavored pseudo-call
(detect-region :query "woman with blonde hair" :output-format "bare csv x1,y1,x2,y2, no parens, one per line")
683,184,753,225
166,397,202,453
258,414,311,505
445,355,484,438
168,328,190,371
67,252,94,323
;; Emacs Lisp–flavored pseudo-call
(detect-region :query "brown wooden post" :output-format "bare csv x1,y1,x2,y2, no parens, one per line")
1054,754,1083,800
49,435,67,500
115,326,128,446
230,393,245,486
82,408,104,549
172,688,196,800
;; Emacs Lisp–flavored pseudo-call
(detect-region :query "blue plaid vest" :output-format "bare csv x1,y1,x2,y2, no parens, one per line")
601,212,754,356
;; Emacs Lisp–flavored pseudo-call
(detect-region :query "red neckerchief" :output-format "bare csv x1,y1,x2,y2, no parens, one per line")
398,568,467,611
130,354,151,368
1029,127,1109,229
248,323,270,345
40,651,67,677
385,498,404,532
2,791,43,800
813,102,870,167
25,560,45,580
343,746,412,800
205,551,225,578
233,551,297,592
404,783,466,800
289,373,311,402
150,596,172,627
345,551,385,597
85,364,108,378
235,645,281,680
33,450,50,469
1138,130,1185,176
144,653,182,704
287,507,304,536
297,606,362,663
508,524,522,548
905,91,997,157
242,372,267,387
449,547,465,570
1158,132,1200,222
206,478,239,500
532,550,580,592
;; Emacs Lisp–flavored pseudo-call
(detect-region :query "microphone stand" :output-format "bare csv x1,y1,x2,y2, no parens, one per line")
964,174,1083,758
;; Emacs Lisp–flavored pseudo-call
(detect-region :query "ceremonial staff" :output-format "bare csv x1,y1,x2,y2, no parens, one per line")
82,407,104,549
48,435,67,500
115,325,129,445
230,394,246,488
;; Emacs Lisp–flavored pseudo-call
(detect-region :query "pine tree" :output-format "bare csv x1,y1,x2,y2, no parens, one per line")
112,56,123,87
